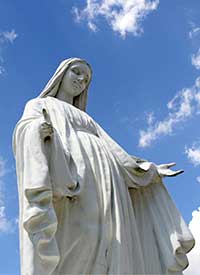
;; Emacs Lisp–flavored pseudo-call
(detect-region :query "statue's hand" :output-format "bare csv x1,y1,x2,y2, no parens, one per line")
40,122,54,141
157,162,184,177
39,108,54,141
67,181,79,191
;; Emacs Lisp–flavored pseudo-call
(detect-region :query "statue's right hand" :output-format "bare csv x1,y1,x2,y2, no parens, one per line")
39,108,54,141
39,121,54,141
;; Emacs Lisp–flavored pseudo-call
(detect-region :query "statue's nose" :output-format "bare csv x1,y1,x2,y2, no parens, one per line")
77,75,84,83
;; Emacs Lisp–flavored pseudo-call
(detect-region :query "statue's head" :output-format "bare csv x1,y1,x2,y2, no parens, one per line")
39,58,92,111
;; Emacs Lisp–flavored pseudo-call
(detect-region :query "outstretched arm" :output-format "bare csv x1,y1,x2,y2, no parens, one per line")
95,121,183,187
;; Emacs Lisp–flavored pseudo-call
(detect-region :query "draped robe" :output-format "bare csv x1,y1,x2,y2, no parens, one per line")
13,96,194,275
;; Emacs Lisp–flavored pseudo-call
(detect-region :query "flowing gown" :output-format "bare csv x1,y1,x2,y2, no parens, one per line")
13,97,194,275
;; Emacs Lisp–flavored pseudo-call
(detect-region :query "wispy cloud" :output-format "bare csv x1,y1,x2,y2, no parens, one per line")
0,206,12,233
189,27,200,40
0,157,13,234
73,0,159,38
0,30,18,44
0,157,6,178
138,77,200,148
146,111,155,126
0,157,7,204
191,49,200,70
142,27,200,150
0,66,5,75
189,25,200,71
0,29,18,75
185,142,200,183
185,144,200,167
184,207,200,275
196,176,200,183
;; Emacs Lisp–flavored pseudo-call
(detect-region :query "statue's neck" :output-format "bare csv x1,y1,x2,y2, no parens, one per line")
56,89,73,104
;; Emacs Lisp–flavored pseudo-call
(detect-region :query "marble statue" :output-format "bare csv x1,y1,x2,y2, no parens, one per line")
13,58,195,275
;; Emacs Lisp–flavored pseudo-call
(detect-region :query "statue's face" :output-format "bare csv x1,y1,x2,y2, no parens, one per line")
61,61,91,97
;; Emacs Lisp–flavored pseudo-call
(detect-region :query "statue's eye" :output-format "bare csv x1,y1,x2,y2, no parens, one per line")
72,68,80,75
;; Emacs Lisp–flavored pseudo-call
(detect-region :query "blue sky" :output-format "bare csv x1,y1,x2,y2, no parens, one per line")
0,0,200,274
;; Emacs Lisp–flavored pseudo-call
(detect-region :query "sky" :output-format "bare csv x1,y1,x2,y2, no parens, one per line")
0,0,200,274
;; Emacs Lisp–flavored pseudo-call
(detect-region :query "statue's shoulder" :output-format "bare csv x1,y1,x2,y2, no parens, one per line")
22,97,49,118
25,97,46,108
24,97,52,112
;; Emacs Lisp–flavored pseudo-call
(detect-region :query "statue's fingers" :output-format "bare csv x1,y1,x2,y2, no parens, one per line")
42,108,48,120
158,162,176,169
42,108,51,124
167,169,184,177
41,122,53,131
166,162,176,168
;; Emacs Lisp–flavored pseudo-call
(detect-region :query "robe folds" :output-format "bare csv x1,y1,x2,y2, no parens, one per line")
13,96,194,275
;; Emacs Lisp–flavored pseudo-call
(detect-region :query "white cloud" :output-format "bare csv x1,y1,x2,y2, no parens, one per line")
0,206,12,233
0,66,5,75
0,30,18,44
185,145,200,167
73,0,159,38
189,25,200,70
146,111,155,126
0,29,18,46
185,142,200,184
0,157,6,178
144,28,200,149
138,77,200,148
0,29,18,75
192,49,200,70
184,207,200,275
189,27,200,39
0,157,13,234
196,176,200,183
0,157,7,205
139,75,200,148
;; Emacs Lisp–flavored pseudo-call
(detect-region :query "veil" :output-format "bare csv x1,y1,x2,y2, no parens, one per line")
38,57,92,111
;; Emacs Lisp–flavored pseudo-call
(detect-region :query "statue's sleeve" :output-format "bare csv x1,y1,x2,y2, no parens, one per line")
95,121,194,273
13,99,60,275
13,99,79,275
95,122,159,188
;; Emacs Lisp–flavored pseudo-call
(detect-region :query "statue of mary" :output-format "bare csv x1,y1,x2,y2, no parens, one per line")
13,58,194,275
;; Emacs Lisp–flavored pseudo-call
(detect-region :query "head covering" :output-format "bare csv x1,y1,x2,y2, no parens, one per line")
38,58,92,111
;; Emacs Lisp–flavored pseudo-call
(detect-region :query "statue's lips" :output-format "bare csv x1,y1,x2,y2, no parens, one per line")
73,81,82,91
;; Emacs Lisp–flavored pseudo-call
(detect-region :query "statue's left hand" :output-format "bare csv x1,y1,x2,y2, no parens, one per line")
157,162,184,177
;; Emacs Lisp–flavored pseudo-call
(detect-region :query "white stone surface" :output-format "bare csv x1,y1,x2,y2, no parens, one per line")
13,58,195,275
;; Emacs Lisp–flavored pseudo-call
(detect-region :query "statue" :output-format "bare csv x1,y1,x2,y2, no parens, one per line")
13,58,195,275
